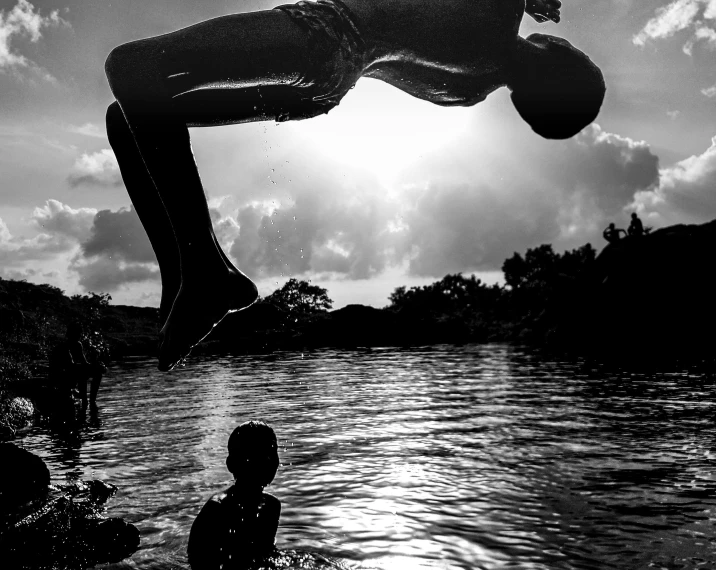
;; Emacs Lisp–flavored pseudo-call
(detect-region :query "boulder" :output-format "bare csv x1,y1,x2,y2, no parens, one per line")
0,444,140,569
560,220,716,360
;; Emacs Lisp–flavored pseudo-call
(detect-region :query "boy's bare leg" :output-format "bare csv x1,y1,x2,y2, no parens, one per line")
106,102,181,324
105,12,312,370
107,102,241,324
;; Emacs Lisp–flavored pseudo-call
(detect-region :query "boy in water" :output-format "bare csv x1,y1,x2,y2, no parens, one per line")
188,421,281,569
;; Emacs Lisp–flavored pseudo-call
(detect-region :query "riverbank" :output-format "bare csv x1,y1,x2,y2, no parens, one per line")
2,218,714,433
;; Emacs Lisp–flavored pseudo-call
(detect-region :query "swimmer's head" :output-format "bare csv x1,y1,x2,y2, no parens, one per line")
226,420,279,488
510,34,606,140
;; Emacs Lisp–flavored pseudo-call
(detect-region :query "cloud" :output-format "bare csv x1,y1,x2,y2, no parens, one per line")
67,123,107,139
632,136,716,225
218,124,660,280
701,84,716,97
32,199,96,241
0,0,68,80
395,182,559,276
81,207,155,263
229,187,396,280
68,149,123,187
633,0,702,46
71,256,160,292
634,0,716,54
71,206,159,292
0,200,95,267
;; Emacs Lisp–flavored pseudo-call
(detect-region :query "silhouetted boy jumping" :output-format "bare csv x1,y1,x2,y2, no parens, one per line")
105,0,605,370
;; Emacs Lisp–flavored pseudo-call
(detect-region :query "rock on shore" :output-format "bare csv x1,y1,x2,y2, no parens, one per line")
0,443,140,569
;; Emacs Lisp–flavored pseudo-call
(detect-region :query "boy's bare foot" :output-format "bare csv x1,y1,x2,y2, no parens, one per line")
526,0,561,23
157,268,258,371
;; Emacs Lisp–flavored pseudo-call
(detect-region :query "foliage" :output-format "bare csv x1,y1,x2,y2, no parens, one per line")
263,278,333,316
388,273,504,315
0,279,115,387
502,244,596,290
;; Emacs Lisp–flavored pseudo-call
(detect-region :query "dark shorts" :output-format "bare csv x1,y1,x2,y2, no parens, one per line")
273,0,366,120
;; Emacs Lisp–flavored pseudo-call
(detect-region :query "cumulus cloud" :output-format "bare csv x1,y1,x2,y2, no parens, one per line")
0,0,68,80
632,136,716,225
395,183,558,276
634,0,716,55
81,207,155,263
71,206,159,292
68,149,123,188
32,199,96,241
229,187,396,280
701,84,716,97
0,200,96,268
217,124,660,280
384,124,660,276
72,256,159,292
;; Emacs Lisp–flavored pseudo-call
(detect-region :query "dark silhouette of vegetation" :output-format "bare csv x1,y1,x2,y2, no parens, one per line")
262,278,333,316
381,244,597,343
4,218,710,426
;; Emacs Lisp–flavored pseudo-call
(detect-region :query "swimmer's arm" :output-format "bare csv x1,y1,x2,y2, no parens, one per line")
187,499,223,570
526,0,561,23
258,495,282,552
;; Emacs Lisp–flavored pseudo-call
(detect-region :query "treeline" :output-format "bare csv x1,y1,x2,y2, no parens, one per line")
0,280,157,386
208,242,598,349
0,241,598,385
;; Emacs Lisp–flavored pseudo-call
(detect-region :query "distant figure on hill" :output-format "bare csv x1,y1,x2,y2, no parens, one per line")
602,223,626,244
188,420,281,569
104,0,606,371
627,212,644,237
49,323,106,408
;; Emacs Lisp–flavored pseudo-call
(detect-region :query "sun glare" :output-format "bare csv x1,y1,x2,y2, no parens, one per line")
286,78,473,183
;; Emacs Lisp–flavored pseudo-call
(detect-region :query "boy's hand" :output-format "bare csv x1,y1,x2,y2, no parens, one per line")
526,0,561,23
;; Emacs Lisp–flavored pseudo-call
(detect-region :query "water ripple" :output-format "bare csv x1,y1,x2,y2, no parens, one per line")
15,346,716,570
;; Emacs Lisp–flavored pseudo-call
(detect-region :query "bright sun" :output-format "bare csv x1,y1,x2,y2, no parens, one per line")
285,78,474,183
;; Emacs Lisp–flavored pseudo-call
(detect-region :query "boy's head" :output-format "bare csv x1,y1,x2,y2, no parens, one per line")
226,420,279,488
510,34,606,140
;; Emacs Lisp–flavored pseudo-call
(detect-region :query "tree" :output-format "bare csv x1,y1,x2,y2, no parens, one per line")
502,244,596,290
387,274,503,314
263,278,333,315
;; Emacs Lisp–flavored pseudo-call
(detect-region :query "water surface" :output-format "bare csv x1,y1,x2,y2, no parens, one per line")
18,345,716,569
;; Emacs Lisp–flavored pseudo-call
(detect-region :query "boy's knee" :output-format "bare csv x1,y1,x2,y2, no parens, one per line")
105,40,161,97
105,43,134,85
106,101,123,128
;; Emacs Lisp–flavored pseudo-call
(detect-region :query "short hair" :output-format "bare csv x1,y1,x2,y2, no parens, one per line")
227,420,279,487
511,34,606,140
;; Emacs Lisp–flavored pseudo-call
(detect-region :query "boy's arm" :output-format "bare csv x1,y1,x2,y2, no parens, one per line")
187,500,223,570
257,495,281,552
526,0,561,23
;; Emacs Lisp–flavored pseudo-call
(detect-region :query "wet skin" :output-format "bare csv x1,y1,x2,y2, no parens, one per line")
104,0,563,370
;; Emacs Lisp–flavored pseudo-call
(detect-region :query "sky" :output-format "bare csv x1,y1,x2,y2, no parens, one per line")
1,0,715,309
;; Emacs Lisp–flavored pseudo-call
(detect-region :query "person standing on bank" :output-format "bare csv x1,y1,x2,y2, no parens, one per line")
49,323,106,408
104,0,606,371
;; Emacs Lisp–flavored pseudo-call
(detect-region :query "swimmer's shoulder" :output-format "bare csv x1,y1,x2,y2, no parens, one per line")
202,487,234,511
261,492,281,517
